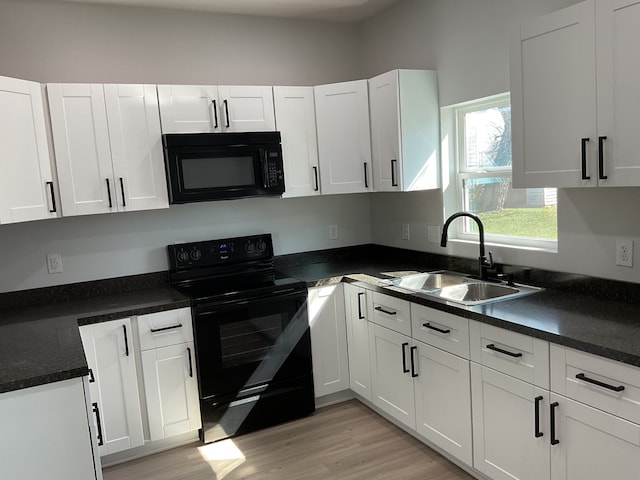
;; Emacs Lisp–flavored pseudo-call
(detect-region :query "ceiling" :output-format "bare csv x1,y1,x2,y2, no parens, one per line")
48,0,403,21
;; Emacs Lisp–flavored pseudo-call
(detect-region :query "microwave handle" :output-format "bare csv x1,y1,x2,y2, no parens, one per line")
260,149,269,188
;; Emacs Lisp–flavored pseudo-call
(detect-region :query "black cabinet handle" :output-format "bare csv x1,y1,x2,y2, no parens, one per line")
391,159,398,187
149,323,183,333
423,323,451,335
534,396,543,438
598,136,608,180
581,138,590,180
119,177,126,207
357,292,365,319
575,373,625,392
486,343,523,358
88,368,95,383
187,347,193,378
123,324,129,357
223,99,230,128
46,181,57,213
410,346,418,378
363,162,369,188
106,178,113,208
313,166,319,191
375,306,396,316
550,401,559,445
401,342,410,373
211,99,218,128
92,402,104,446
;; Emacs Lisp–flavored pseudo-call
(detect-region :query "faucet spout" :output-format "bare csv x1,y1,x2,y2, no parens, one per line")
440,211,493,280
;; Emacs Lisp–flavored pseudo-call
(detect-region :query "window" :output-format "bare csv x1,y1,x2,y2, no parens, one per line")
453,93,557,249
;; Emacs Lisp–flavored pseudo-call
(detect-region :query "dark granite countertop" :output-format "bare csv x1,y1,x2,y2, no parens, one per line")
276,251,640,368
0,283,190,394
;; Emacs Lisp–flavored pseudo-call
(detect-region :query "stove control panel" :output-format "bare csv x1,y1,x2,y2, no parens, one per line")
168,233,273,269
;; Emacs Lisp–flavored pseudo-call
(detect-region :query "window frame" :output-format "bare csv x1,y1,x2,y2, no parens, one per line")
451,93,557,251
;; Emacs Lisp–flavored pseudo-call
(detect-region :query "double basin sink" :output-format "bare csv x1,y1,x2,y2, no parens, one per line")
383,270,541,306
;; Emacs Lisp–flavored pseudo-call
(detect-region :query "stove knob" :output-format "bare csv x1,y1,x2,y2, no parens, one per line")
257,239,266,252
245,241,255,254
177,250,189,263
190,249,202,261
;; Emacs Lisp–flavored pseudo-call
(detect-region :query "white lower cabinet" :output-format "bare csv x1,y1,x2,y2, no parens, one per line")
369,322,416,429
79,318,144,456
471,362,550,480
141,342,201,441
309,283,350,397
137,308,201,442
414,340,472,465
343,283,372,401
0,377,102,480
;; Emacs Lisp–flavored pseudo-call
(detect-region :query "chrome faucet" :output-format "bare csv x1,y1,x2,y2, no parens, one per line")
440,211,494,281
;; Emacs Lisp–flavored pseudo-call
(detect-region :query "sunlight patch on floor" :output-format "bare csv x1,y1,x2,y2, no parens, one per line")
198,439,247,479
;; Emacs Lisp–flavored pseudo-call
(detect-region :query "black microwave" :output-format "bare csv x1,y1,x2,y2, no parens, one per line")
162,131,285,203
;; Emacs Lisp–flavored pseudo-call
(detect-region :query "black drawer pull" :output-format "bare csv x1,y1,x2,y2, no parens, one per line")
486,343,523,358
149,323,183,333
410,346,418,378
123,324,129,357
401,342,410,374
581,138,590,180
46,181,57,213
550,401,559,445
534,396,543,438
357,292,365,319
187,347,193,378
375,306,396,316
575,373,625,392
88,368,95,383
423,323,451,334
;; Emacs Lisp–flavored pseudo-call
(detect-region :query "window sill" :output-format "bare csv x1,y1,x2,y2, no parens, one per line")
448,237,558,254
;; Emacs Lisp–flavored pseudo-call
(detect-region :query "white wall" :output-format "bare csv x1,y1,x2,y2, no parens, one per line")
0,0,371,293
363,0,640,284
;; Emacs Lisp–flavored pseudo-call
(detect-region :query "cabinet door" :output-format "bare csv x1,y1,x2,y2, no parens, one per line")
48,83,116,216
369,70,401,192
550,393,640,480
369,323,415,429
308,284,349,397
141,342,201,441
0,378,100,480
157,85,220,133
595,0,640,186
414,341,472,466
0,76,57,223
273,86,321,197
79,319,144,456
344,284,372,401
104,84,168,212
217,85,276,132
471,363,550,480
511,0,597,188
315,80,372,194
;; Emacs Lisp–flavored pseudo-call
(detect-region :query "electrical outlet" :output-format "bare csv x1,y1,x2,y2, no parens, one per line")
46,253,63,274
427,225,441,244
329,224,338,240
402,223,410,240
616,239,633,267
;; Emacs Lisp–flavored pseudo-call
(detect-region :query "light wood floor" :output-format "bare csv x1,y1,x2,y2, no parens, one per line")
103,400,475,480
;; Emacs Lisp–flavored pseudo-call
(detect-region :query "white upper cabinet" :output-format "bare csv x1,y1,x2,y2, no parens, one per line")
368,69,440,192
48,83,168,216
274,86,321,197
511,0,640,188
314,80,372,195
157,84,275,134
0,76,58,224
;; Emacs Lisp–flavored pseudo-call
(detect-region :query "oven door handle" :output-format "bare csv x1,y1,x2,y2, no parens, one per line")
194,287,307,316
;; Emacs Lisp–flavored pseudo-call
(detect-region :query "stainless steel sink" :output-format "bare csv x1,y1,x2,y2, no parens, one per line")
383,270,541,306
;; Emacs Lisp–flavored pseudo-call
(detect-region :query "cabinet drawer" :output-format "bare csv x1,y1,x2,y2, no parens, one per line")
138,308,193,350
470,320,549,388
411,304,470,359
370,292,411,336
551,344,640,424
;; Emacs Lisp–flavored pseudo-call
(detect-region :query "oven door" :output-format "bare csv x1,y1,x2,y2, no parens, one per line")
192,287,311,399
